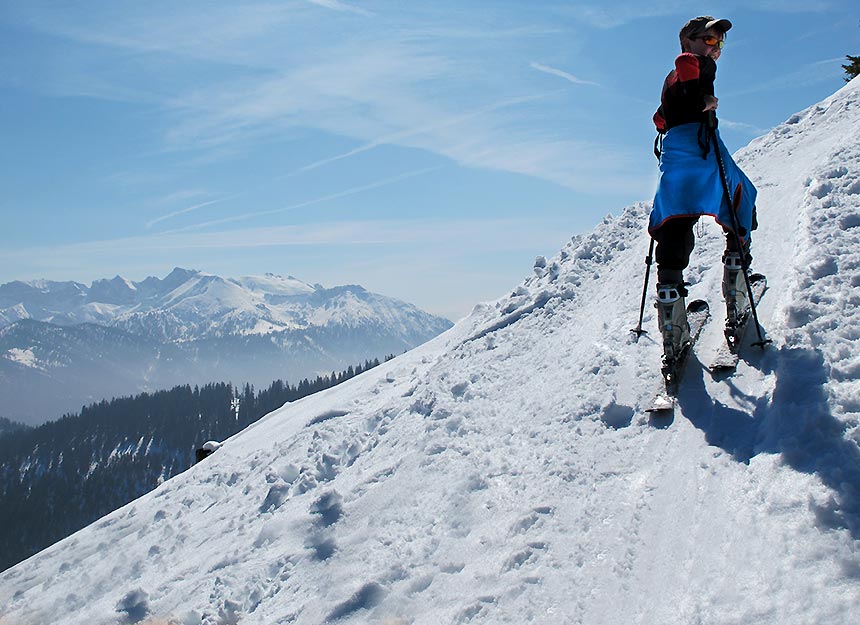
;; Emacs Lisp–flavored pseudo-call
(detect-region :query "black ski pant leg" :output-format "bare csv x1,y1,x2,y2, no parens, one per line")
723,229,751,261
724,205,756,261
653,216,699,285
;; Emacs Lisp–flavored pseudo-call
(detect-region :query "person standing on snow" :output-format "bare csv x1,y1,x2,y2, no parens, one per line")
649,15,758,367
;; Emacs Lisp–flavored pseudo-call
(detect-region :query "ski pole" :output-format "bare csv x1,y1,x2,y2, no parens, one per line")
707,111,771,349
631,238,655,340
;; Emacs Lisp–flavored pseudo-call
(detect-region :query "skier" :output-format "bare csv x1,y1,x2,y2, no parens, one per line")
649,16,758,369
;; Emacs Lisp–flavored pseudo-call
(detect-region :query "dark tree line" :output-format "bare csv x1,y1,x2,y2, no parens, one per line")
0,417,29,437
0,356,388,573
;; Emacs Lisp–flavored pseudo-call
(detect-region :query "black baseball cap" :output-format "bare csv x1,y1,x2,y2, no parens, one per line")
679,16,732,40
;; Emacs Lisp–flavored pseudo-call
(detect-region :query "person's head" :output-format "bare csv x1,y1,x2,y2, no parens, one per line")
679,16,731,59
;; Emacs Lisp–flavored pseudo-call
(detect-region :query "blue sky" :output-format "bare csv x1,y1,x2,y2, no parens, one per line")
1,1,856,320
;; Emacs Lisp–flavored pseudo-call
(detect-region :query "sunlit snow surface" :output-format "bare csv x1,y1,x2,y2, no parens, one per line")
2,80,860,625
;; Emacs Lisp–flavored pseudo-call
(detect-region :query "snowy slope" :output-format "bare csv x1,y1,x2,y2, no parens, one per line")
2,80,860,624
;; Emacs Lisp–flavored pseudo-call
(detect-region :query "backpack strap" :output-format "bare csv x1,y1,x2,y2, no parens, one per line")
653,105,667,161
654,133,664,161
697,120,711,159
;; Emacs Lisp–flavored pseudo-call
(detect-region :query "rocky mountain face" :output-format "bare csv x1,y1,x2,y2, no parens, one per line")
0,269,452,425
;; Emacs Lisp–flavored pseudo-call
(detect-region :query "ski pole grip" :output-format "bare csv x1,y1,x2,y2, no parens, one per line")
707,110,718,129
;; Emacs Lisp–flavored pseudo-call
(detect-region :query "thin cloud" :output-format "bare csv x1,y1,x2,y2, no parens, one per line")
293,92,557,174
728,57,845,96
16,4,620,194
11,3,299,63
718,118,770,136
306,0,372,17
0,218,557,261
161,166,445,234
7,3,650,209
530,63,600,87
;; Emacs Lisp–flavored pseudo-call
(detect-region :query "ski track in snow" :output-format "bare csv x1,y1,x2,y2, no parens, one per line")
3,81,860,625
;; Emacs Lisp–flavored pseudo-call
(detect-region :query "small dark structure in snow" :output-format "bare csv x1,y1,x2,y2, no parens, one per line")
195,440,222,464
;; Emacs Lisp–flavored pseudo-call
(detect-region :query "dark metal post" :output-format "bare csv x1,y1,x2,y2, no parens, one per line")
631,238,656,340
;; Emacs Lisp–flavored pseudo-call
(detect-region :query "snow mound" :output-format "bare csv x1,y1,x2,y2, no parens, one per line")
2,81,860,624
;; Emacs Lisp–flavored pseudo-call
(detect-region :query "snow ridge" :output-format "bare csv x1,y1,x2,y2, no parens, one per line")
2,80,860,624
0,269,449,342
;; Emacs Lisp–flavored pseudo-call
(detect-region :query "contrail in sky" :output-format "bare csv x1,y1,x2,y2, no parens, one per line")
530,62,601,87
161,166,444,234
146,195,240,229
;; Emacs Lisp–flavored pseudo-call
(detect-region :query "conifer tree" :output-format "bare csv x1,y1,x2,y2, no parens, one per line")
844,55,860,82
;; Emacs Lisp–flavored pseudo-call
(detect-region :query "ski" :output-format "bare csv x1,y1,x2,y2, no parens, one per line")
709,273,768,372
646,299,710,413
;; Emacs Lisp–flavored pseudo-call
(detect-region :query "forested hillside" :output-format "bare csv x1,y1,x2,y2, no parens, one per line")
0,358,385,572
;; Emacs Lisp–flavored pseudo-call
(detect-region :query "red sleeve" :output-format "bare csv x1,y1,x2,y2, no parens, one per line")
674,53,700,82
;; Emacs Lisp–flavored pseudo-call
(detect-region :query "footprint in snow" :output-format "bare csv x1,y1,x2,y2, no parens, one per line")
310,491,344,528
324,581,385,622
454,596,497,623
502,542,549,573
509,505,554,536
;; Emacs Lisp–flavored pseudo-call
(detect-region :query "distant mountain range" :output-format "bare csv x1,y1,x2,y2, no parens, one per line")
0,268,452,425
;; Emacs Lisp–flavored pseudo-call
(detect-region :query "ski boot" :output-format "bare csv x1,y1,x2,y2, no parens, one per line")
722,251,750,346
655,282,691,381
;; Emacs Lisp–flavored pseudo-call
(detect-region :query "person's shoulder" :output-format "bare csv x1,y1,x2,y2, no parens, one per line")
675,52,699,63
674,53,701,80
675,52,712,67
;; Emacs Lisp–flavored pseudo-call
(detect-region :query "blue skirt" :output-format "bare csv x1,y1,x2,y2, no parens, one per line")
650,123,757,241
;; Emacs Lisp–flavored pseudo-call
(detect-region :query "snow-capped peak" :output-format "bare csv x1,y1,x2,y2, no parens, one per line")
230,273,317,297
0,268,450,341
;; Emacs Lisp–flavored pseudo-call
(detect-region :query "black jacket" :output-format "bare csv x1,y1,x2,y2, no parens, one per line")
653,53,717,133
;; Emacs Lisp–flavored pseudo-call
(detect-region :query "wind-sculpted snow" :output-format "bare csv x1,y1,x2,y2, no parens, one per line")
2,80,860,624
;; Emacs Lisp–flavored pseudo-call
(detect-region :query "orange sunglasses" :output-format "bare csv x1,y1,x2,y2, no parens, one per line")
694,35,725,49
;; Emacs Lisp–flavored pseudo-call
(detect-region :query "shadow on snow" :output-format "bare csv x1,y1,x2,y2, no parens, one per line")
679,346,860,540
